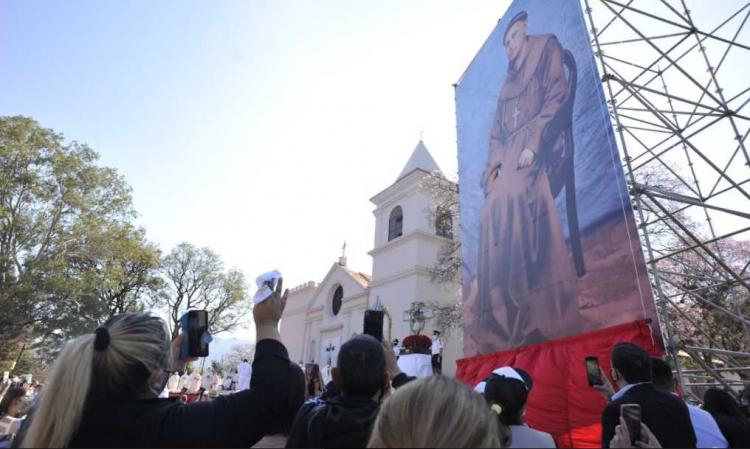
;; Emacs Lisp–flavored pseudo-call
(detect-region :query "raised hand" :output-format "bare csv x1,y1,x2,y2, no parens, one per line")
254,277,289,342
517,148,536,169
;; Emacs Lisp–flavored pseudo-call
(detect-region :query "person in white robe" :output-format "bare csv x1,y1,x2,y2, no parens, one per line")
237,359,252,391
167,372,181,392
188,371,202,393
177,373,190,391
222,374,233,391
322,362,332,386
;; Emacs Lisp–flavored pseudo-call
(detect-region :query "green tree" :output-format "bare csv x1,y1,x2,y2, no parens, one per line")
0,116,159,360
155,242,250,340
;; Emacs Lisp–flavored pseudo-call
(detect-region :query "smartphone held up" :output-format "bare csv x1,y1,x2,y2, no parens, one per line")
180,310,212,359
363,310,385,342
585,356,604,386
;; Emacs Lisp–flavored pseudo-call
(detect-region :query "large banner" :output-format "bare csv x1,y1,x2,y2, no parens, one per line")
457,0,660,356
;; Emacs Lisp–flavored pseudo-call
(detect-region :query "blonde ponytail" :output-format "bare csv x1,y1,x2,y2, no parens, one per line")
21,334,96,448
21,314,171,448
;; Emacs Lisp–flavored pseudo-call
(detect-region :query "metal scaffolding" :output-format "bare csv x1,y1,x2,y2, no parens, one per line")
583,0,750,399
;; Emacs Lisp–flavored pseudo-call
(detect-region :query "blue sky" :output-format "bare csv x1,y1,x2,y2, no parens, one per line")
1,0,511,338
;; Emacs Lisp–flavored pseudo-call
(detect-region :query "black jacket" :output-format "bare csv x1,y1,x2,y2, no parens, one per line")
712,414,750,448
66,339,301,448
286,396,379,448
602,383,697,448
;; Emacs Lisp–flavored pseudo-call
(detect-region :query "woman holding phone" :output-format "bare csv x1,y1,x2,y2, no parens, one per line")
17,280,304,448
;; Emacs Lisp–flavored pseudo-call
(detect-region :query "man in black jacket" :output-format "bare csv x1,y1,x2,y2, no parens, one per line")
287,335,394,448
601,342,696,448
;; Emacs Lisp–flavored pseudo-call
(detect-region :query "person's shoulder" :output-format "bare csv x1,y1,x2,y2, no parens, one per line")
297,398,327,417
530,34,563,50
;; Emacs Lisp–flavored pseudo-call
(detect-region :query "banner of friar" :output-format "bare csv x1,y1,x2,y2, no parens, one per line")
456,0,660,357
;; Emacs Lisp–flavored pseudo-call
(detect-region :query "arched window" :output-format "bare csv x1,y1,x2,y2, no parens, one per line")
388,206,403,241
332,286,343,316
436,207,453,239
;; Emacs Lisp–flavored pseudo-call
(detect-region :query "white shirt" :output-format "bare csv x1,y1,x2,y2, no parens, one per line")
201,373,214,390
188,373,202,393
177,374,190,391
238,362,252,391
393,346,401,357
0,416,22,437
687,403,728,448
167,373,181,391
322,365,332,385
431,338,444,356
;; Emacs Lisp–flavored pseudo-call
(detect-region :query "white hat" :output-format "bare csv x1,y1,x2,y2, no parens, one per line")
474,366,533,394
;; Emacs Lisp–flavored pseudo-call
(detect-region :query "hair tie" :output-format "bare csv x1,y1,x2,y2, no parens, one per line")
94,327,111,351
491,404,503,415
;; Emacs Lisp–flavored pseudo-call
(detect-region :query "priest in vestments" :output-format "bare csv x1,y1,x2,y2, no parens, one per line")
475,11,581,353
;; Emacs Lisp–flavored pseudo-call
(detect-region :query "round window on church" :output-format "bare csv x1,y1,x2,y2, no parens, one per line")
332,286,344,316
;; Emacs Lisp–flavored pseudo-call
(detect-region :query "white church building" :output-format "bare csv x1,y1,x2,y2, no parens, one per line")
280,140,463,377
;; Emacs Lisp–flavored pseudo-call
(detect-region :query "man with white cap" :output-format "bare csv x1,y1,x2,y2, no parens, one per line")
475,366,556,448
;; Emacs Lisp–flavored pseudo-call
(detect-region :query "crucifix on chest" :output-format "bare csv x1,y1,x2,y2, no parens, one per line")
512,101,522,128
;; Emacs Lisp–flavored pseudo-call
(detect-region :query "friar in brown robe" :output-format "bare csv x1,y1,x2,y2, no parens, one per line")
474,11,581,353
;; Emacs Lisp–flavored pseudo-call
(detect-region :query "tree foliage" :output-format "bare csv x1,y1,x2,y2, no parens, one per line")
0,116,161,360
155,243,250,340
217,344,255,377
422,172,461,284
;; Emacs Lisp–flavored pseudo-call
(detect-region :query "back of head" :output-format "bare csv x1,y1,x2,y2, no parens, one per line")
21,313,171,448
0,387,27,417
484,375,528,426
650,358,675,392
704,388,749,424
336,335,386,398
612,342,652,384
368,376,501,448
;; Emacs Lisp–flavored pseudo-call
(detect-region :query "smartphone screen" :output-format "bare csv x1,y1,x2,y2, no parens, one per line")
621,404,642,444
586,356,603,386
186,310,209,358
363,310,385,342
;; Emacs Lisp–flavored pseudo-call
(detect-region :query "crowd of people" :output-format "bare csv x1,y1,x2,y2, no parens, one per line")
1,280,749,448
0,377,42,447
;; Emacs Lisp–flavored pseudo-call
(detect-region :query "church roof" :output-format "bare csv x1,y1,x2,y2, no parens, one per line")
396,140,442,181
343,267,371,288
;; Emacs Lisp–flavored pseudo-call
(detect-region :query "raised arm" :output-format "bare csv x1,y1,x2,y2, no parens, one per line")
157,280,298,448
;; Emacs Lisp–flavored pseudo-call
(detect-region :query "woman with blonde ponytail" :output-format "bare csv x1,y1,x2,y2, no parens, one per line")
19,279,304,448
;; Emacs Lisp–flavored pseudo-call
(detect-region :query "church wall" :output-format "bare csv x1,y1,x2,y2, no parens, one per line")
287,266,371,367
280,282,318,365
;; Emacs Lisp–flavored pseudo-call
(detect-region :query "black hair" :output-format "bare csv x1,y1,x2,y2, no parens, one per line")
0,387,26,417
611,342,652,384
650,357,674,391
483,375,527,426
337,335,387,398
704,388,750,427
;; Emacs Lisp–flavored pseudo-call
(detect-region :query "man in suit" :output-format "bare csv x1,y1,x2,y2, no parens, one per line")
601,342,697,448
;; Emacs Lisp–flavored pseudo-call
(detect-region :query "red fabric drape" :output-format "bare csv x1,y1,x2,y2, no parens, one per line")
456,320,662,448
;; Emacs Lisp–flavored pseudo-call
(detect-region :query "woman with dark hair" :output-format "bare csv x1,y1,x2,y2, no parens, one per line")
0,387,28,446
704,388,750,448
478,367,555,448
307,365,324,398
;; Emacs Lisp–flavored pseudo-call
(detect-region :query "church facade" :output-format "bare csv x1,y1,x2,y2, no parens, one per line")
280,141,462,376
